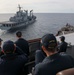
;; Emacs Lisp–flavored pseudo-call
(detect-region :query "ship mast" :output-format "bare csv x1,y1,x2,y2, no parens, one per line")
30,10,33,17
18,4,22,11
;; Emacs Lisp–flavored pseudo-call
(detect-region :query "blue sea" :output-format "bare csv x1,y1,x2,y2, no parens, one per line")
0,13,74,42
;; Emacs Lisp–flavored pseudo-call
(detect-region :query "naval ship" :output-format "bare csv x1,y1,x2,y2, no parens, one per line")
0,5,36,30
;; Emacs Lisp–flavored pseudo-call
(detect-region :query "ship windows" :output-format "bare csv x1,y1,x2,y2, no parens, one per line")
6,24,8,27
3,24,5,26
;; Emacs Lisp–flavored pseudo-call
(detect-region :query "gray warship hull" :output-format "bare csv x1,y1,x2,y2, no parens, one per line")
0,19,36,30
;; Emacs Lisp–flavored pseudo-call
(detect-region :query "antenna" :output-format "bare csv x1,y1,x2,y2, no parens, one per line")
18,4,22,11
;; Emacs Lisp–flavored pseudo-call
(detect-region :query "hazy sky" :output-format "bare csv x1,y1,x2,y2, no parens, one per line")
0,0,74,13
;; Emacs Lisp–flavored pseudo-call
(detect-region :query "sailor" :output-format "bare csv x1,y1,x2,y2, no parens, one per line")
0,40,28,75
35,34,74,75
58,36,68,53
15,31,29,56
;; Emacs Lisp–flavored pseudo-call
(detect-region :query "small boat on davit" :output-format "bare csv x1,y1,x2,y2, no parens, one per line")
0,5,36,30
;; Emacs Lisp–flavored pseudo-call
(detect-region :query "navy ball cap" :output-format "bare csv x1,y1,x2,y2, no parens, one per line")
41,34,57,48
3,40,14,53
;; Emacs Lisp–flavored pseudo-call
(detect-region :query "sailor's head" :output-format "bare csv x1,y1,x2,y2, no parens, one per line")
2,40,16,54
41,34,57,53
60,36,65,42
16,31,22,38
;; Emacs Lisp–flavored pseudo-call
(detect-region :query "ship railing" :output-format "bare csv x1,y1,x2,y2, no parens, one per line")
23,38,41,74
28,38,41,61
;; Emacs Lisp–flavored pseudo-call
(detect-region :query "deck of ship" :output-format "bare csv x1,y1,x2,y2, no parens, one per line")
0,21,17,24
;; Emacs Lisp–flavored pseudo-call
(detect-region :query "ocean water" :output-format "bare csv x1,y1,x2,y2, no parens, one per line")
0,13,74,42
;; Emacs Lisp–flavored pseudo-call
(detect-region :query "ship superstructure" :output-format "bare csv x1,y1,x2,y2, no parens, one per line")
0,5,36,30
